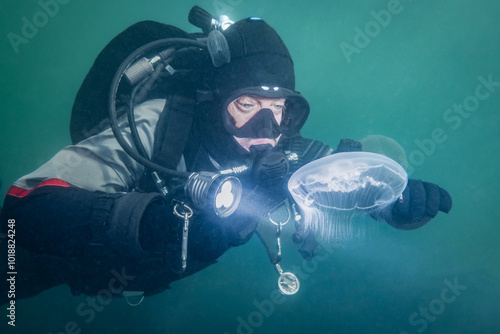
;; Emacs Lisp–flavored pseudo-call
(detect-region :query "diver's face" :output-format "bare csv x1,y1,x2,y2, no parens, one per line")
227,95,285,151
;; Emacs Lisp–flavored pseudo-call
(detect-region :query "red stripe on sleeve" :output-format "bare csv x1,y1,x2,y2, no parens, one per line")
7,179,71,198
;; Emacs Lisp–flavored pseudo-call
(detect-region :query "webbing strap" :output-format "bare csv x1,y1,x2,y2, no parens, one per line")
152,95,197,171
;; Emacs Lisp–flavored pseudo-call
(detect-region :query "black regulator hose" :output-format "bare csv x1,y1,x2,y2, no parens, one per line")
108,37,207,178
127,65,163,159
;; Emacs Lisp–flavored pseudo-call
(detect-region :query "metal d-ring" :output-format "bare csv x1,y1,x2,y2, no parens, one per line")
173,202,193,219
268,201,291,226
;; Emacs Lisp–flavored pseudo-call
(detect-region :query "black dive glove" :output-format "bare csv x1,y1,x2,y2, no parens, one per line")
374,179,453,230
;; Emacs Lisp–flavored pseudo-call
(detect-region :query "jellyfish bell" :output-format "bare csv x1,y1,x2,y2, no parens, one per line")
288,152,408,240
359,135,408,170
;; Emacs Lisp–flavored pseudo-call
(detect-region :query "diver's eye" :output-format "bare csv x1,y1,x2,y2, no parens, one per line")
240,103,254,109
272,104,284,111
236,100,257,112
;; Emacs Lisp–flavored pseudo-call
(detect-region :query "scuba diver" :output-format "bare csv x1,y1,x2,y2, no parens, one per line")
0,6,452,304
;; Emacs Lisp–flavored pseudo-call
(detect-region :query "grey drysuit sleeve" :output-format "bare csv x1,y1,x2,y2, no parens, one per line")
13,99,167,193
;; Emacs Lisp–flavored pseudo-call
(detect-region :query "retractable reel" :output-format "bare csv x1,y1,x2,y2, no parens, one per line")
268,202,300,295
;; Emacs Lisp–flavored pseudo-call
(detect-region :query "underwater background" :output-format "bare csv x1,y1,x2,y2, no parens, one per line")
1,0,499,333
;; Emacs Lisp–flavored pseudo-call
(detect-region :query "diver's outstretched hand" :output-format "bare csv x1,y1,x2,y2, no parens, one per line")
379,179,452,230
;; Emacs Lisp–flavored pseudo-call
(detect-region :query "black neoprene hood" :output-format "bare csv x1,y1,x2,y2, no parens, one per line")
214,17,295,97
213,17,310,137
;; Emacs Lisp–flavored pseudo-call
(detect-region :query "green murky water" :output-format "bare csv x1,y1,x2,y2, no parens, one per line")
1,0,499,333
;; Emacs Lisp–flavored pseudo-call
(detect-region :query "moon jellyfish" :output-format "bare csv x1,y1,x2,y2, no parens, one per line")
359,135,408,170
288,152,408,240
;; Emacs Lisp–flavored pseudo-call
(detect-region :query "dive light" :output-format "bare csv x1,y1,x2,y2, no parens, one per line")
185,172,242,218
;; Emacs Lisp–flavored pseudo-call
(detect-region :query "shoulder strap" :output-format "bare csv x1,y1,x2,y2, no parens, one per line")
151,95,197,172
